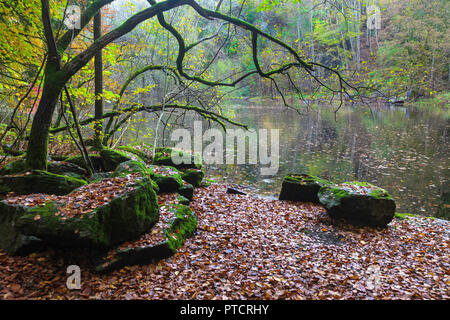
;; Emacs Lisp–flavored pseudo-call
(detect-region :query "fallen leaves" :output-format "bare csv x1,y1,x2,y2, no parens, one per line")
0,184,448,300
4,174,140,219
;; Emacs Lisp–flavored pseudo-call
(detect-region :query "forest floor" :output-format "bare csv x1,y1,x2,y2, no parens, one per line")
0,184,448,300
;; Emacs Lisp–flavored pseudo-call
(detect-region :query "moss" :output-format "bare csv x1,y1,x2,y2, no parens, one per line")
340,181,393,200
330,187,350,199
116,145,149,162
0,170,87,195
66,154,103,171
284,174,331,186
164,204,197,252
153,147,202,170
0,158,26,175
394,212,437,220
181,168,205,187
100,147,144,172
16,177,159,248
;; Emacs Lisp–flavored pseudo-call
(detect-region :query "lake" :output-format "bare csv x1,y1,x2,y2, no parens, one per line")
141,100,449,219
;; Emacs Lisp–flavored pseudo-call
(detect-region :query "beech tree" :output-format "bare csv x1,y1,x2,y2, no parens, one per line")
25,0,356,170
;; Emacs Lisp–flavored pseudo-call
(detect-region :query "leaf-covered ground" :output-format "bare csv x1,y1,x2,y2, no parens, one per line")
0,184,448,300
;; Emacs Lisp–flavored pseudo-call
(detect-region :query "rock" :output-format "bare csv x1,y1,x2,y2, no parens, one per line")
178,183,194,201
0,158,26,175
279,174,330,203
117,143,153,163
177,195,191,205
150,165,183,193
181,168,204,187
48,161,86,178
15,176,159,249
0,170,87,196
227,187,247,195
95,204,197,273
318,182,396,227
66,154,104,171
114,161,159,192
152,147,202,170
100,148,138,172
0,200,45,255
88,172,112,183
0,159,86,180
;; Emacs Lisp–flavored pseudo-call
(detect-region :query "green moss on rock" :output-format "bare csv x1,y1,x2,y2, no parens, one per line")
95,204,197,273
152,147,202,170
318,182,396,227
15,177,159,249
0,158,26,175
66,154,104,171
279,173,331,203
0,170,87,196
181,168,205,187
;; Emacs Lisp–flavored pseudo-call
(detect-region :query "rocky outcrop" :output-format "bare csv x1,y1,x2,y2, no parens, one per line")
318,182,396,227
181,168,204,187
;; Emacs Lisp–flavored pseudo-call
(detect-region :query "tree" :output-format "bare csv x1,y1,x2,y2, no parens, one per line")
24,0,356,170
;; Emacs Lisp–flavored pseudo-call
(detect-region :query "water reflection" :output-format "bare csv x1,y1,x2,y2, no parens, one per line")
137,102,449,219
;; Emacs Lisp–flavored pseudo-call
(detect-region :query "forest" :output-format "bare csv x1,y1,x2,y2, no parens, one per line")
0,0,448,303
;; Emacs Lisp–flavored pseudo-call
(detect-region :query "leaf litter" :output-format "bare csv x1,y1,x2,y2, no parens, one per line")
0,184,448,300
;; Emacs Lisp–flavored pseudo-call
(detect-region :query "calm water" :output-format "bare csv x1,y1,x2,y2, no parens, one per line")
205,102,449,219
140,102,449,219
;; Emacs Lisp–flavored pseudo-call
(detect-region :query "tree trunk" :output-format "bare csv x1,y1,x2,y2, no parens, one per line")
26,62,64,170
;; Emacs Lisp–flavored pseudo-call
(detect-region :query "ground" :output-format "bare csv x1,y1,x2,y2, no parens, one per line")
0,184,448,300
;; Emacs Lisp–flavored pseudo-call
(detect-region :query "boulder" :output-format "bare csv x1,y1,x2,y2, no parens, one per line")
0,200,44,255
181,168,204,187
0,170,87,196
178,182,194,201
279,174,330,203
66,154,104,172
117,143,153,163
95,204,197,273
150,165,183,193
318,182,396,227
48,161,86,179
100,148,140,172
0,158,26,175
14,176,159,249
152,147,202,170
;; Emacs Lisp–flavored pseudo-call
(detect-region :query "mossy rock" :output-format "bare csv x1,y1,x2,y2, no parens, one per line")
0,157,26,175
66,154,104,172
0,201,44,255
117,145,152,163
178,183,194,201
15,177,159,249
114,160,158,192
0,170,87,196
152,147,202,170
177,195,190,205
181,168,205,187
100,147,144,172
149,165,183,193
88,172,112,183
48,161,86,178
318,182,396,227
279,174,331,203
113,160,151,178
95,204,197,273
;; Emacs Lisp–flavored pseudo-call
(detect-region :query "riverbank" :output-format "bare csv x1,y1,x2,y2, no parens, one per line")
0,184,448,300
